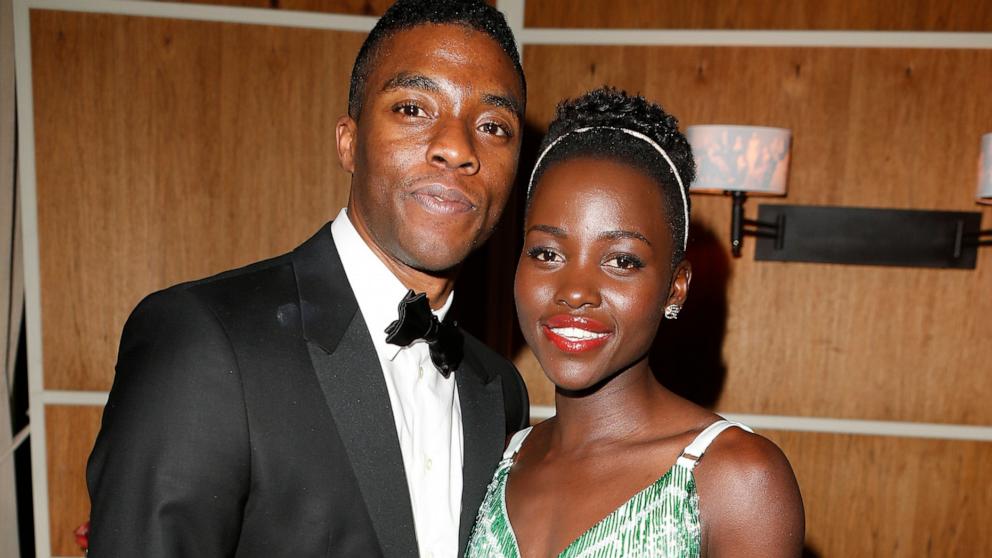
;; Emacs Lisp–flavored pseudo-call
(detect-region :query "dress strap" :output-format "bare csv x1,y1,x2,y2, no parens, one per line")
675,419,753,470
502,426,534,460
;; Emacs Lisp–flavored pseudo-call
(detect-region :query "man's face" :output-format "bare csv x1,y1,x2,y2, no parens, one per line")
337,24,524,273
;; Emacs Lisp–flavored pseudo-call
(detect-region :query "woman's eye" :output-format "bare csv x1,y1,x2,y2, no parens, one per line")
479,121,512,137
605,254,645,270
526,247,561,263
394,103,428,118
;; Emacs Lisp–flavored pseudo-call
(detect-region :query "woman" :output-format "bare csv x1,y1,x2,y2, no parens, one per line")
466,88,804,557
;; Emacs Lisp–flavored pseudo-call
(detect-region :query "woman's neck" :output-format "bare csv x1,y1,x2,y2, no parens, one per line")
549,363,672,454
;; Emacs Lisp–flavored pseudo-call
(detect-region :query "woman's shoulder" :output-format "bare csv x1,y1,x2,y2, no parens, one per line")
695,423,791,478
691,423,805,556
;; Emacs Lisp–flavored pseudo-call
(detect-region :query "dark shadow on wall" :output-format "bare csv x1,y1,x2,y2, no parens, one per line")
454,119,543,358
650,223,731,409
802,544,822,558
12,315,35,557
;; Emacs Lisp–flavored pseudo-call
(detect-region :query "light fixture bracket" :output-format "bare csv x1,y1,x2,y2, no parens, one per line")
751,205,986,269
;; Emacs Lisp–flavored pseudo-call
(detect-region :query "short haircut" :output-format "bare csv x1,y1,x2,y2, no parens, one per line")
529,87,696,266
348,0,525,119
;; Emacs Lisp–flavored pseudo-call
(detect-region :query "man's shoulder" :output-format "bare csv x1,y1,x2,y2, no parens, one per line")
181,251,296,298
156,221,339,311
130,252,293,319
120,252,299,341
460,329,514,372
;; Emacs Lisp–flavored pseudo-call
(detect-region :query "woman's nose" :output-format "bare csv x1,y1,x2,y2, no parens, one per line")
555,270,602,310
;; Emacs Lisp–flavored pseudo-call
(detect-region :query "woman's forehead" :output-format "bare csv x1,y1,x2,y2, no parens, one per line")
527,157,672,242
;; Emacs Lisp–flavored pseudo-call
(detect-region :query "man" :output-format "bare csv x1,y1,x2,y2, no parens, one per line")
86,1,529,556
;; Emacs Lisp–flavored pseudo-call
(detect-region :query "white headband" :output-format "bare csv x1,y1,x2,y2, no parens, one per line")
526,126,690,251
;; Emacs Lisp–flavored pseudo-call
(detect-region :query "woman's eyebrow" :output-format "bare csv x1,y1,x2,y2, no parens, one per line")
599,229,651,246
526,224,566,237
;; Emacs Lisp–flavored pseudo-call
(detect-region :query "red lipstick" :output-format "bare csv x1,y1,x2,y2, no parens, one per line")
541,315,612,354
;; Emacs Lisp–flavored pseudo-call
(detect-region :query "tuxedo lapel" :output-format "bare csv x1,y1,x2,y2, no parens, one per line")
456,347,505,555
293,224,418,557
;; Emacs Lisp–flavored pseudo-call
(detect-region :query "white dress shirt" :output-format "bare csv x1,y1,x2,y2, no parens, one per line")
331,208,463,558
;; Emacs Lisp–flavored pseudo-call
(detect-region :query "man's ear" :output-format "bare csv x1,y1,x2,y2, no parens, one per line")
666,260,692,308
336,115,358,174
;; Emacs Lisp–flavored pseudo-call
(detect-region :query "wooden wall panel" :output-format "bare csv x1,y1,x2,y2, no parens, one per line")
169,0,493,15
46,405,103,557
763,430,992,556
170,0,394,14
31,11,364,391
525,0,992,31
520,45,992,424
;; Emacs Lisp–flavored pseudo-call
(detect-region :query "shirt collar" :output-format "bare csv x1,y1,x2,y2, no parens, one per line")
330,208,453,361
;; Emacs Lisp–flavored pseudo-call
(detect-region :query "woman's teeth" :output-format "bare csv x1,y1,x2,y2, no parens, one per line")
550,327,608,341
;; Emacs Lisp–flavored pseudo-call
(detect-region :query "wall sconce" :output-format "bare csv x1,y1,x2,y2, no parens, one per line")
687,125,988,269
686,125,790,257
973,132,992,246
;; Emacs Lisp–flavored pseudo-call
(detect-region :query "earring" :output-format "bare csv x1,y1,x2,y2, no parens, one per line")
664,304,681,320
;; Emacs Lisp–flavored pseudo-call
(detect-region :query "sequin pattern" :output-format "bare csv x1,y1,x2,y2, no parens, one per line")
465,455,702,558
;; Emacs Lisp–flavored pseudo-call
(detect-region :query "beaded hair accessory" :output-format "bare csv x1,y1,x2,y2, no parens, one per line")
526,126,690,251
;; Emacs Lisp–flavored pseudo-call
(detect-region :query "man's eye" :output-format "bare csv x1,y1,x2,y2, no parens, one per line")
605,254,645,270
526,247,561,263
395,103,428,118
479,121,512,137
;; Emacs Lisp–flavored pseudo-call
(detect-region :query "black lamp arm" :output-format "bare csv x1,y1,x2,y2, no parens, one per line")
964,229,992,247
729,191,786,256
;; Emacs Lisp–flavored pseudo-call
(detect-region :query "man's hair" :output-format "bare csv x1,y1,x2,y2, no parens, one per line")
347,0,525,119
529,87,696,266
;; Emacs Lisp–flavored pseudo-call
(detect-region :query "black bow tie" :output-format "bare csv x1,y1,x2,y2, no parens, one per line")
384,290,463,378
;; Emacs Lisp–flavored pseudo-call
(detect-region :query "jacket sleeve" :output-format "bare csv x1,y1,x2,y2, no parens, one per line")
86,287,250,557
500,362,530,433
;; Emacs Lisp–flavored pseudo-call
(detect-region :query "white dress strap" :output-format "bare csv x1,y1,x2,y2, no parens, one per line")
502,426,534,460
675,419,753,470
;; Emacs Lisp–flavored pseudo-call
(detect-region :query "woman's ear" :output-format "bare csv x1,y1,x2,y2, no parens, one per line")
336,115,358,174
666,260,692,308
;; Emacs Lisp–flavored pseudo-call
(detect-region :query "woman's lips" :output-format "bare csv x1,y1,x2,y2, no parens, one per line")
541,315,612,353
410,184,476,215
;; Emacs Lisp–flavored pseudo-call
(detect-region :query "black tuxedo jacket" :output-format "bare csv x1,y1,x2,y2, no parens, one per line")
87,222,529,557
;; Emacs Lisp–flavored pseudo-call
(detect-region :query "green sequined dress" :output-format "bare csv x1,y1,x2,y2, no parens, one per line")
465,419,751,558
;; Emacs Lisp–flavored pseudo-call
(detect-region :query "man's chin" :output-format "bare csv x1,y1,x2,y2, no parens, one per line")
397,239,477,275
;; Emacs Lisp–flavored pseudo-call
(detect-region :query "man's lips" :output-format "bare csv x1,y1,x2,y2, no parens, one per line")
409,183,476,215
541,315,612,353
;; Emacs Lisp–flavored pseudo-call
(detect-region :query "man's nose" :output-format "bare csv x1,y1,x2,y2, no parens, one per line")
427,120,480,174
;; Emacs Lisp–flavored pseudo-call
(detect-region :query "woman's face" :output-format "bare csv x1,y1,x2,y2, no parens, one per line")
515,156,690,392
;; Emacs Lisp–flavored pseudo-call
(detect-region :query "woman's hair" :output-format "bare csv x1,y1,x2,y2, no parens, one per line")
528,87,695,265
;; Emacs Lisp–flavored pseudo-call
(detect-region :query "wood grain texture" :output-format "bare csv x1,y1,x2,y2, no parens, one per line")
46,407,992,556
763,429,992,556
168,0,493,15
525,0,992,31
519,45,992,424
31,11,364,390
166,0,390,14
46,405,103,557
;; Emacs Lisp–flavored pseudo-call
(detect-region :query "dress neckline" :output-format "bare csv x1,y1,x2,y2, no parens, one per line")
498,419,750,557
499,434,689,557
574,467,682,556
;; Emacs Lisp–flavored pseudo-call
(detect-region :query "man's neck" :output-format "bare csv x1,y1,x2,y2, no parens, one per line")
346,208,457,310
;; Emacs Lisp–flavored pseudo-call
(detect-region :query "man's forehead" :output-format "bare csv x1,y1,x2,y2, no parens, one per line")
356,22,524,117
379,70,523,117
374,24,519,82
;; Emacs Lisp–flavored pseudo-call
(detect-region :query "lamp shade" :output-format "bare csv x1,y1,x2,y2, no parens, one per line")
979,133,992,205
686,125,791,195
